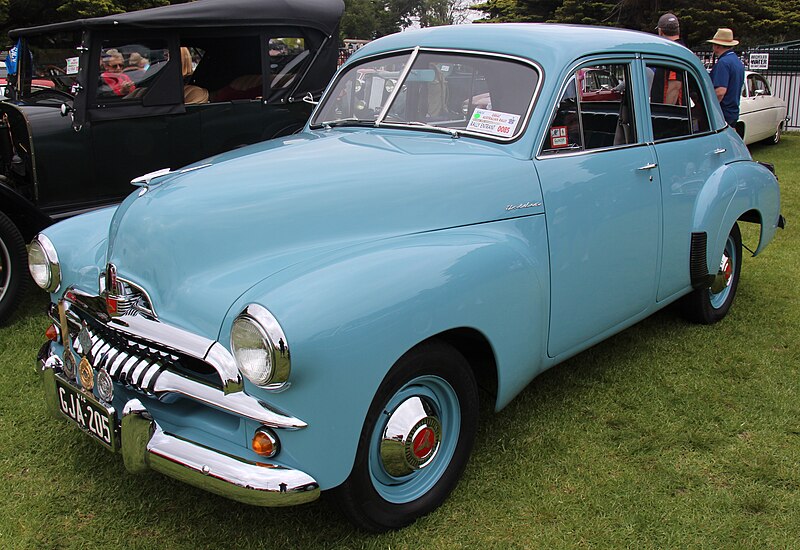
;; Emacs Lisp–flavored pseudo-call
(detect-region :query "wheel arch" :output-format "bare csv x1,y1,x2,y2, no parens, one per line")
692,161,781,276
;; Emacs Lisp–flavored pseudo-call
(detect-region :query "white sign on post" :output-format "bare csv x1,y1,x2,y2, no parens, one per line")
749,53,769,70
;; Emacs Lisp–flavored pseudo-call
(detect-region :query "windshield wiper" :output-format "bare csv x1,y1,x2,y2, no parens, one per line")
381,120,460,138
309,117,376,130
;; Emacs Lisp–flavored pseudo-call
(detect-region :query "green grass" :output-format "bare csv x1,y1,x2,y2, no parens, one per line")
1,136,798,549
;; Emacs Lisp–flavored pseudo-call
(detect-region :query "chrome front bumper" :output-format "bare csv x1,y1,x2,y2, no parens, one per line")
39,352,320,507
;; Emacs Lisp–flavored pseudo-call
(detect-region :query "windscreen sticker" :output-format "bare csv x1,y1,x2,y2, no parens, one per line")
550,126,568,148
466,108,520,137
66,57,79,75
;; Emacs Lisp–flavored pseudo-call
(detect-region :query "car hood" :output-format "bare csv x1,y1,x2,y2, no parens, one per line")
105,129,541,338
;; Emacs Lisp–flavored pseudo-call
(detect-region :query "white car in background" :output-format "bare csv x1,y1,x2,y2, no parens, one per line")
737,70,788,145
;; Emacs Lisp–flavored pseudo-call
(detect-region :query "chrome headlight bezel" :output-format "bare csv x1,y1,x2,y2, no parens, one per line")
28,234,61,293
230,304,291,388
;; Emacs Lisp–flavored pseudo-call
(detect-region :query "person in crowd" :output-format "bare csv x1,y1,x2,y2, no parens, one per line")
123,52,149,82
707,28,745,127
180,46,209,104
652,13,686,104
99,49,135,96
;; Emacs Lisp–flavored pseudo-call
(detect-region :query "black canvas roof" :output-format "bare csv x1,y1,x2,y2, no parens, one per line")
10,0,345,38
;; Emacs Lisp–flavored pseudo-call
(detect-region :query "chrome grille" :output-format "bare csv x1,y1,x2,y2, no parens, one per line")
76,324,168,394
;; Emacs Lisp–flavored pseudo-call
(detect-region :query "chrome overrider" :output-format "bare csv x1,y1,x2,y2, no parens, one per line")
38,287,320,506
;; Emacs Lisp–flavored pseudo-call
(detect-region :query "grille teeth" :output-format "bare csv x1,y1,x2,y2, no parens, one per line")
72,327,165,396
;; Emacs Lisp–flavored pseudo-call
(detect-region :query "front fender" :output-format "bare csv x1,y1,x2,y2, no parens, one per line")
224,216,550,489
692,160,781,274
38,206,117,295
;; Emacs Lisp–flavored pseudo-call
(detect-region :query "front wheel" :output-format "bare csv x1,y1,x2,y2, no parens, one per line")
334,340,479,532
682,223,742,324
0,211,29,325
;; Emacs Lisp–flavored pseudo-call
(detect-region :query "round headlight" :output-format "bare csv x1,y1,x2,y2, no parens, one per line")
28,234,61,292
231,316,274,386
230,304,291,388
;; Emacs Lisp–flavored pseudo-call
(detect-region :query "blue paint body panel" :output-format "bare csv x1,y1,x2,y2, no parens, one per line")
38,24,782,495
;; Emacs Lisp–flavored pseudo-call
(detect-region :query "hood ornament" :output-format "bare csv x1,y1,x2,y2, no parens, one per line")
131,163,213,188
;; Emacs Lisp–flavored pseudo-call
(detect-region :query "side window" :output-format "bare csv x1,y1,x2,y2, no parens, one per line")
543,63,636,154
647,63,709,139
96,40,169,100
269,37,309,92
754,74,771,96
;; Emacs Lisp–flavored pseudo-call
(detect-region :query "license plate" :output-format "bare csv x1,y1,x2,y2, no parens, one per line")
55,376,117,450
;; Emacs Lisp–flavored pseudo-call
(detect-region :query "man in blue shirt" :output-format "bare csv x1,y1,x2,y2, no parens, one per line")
708,28,745,127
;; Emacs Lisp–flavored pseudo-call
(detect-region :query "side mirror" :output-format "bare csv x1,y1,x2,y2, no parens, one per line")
60,103,74,117
302,92,318,106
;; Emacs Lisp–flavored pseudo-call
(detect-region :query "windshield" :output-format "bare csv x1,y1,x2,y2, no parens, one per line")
312,50,539,140
18,32,82,100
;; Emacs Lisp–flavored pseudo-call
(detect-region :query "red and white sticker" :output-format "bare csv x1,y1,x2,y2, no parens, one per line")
466,108,520,138
550,126,568,148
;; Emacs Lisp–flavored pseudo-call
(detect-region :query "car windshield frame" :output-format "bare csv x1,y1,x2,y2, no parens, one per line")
311,47,542,143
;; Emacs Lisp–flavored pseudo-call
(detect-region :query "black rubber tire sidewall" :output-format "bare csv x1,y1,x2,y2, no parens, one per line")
333,340,479,532
682,223,742,325
0,211,28,325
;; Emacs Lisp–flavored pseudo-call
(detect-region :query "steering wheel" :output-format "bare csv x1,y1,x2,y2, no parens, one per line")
43,64,67,76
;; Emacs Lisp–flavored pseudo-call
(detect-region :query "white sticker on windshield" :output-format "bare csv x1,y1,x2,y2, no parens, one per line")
466,108,520,138
66,57,79,75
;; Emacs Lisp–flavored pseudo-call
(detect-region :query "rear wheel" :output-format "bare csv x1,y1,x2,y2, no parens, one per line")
0,211,28,325
682,223,742,324
334,340,479,532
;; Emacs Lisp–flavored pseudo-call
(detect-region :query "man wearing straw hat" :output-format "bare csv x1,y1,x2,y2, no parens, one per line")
708,28,745,127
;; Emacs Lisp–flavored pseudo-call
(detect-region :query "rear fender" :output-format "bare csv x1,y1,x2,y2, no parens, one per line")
692,161,781,275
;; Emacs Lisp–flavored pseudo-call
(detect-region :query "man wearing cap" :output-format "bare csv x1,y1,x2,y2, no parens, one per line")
708,28,745,127
652,13,686,104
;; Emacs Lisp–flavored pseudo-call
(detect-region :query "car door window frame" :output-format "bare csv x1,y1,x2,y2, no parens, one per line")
537,56,643,159
642,56,713,144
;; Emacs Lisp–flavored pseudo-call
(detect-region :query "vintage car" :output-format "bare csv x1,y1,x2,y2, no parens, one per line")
737,70,789,145
31,24,784,531
0,0,344,324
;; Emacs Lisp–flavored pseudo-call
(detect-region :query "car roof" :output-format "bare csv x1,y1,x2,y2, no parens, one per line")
350,23,701,71
9,0,345,38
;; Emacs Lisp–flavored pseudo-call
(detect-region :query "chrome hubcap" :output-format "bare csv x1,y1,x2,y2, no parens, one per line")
0,237,10,301
380,396,442,477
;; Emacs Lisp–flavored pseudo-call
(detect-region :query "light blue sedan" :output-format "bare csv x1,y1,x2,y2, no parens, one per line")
29,23,784,531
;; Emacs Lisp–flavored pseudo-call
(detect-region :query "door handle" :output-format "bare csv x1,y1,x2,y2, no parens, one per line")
638,163,658,171
714,148,727,154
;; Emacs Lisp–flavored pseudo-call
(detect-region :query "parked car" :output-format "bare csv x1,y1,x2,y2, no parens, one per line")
736,70,788,145
31,24,784,531
0,0,344,324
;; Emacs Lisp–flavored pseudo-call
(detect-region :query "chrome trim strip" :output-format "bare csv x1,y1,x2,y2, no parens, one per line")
120,399,319,506
152,371,306,429
376,46,419,125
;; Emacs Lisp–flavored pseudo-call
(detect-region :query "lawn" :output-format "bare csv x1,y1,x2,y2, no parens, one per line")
0,137,798,549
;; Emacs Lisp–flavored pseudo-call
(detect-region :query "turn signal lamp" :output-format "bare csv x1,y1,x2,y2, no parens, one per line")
252,428,279,458
45,324,59,342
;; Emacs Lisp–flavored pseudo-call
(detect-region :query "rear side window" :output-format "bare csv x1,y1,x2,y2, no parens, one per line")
542,63,636,154
647,63,710,140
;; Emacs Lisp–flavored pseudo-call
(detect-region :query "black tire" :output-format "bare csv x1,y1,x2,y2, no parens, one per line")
682,223,742,324
0,211,29,325
333,340,479,532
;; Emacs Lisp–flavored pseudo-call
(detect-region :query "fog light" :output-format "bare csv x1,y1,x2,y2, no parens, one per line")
252,428,279,457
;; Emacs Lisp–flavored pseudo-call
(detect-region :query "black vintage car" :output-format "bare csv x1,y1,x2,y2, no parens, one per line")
0,0,344,324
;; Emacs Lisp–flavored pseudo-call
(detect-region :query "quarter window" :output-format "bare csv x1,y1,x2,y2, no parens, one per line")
543,63,636,154
647,63,709,140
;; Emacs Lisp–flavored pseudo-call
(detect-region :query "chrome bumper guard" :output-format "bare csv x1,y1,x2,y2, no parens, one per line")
40,365,320,507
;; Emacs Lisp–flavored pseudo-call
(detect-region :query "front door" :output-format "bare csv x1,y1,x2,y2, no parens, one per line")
538,60,661,358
